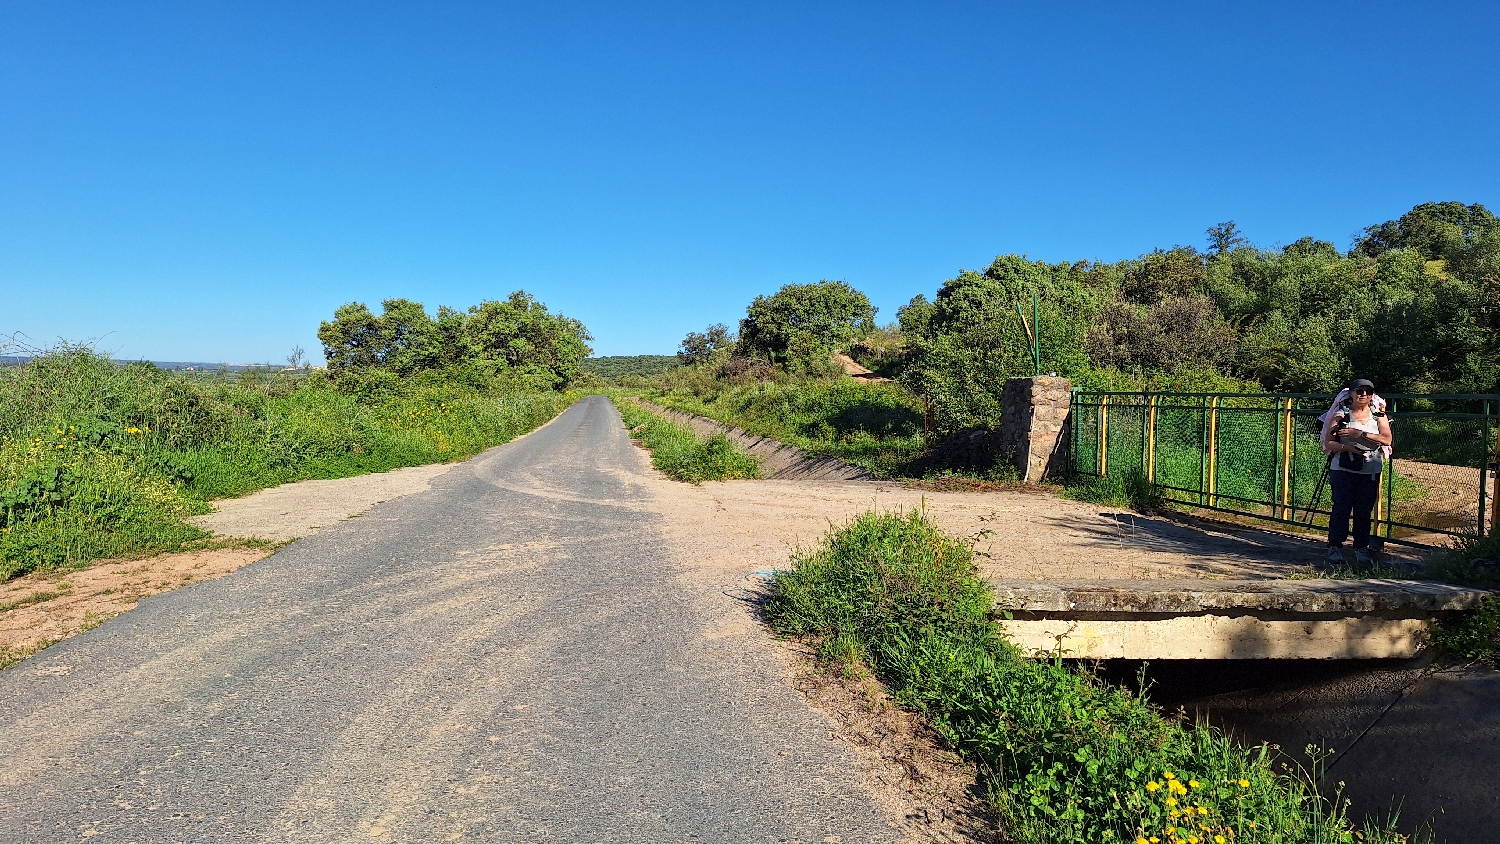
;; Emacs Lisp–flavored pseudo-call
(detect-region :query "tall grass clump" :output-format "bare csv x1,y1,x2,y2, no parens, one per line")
0,346,572,580
766,510,1411,844
612,398,760,484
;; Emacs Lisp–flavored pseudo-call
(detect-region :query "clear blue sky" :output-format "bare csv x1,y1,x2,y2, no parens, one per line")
3,2,1497,363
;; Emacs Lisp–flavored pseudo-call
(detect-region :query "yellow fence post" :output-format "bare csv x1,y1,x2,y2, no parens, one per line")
1098,395,1110,476
1146,394,1158,485
1279,398,1294,520
1206,396,1219,508
1375,469,1386,537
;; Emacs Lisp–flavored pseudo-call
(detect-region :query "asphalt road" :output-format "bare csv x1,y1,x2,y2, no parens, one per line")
1,396,898,843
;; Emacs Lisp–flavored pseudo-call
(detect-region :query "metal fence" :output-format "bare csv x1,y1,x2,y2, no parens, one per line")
1069,391,1500,547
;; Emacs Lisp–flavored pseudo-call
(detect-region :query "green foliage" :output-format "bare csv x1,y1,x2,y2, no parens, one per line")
899,255,1096,432
579,355,680,379
652,378,926,477
738,280,876,374
766,510,1409,844
1063,468,1163,510
846,325,909,377
677,323,736,366
1430,594,1500,664
1422,530,1500,589
611,398,760,483
0,347,571,580
318,291,592,389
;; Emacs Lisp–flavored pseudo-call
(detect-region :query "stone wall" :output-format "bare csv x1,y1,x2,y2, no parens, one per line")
998,376,1072,483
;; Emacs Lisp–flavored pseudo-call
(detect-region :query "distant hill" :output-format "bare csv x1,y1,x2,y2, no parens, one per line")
579,355,679,378
0,355,278,372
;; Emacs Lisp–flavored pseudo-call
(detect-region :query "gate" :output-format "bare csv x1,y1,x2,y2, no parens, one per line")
1069,391,1500,547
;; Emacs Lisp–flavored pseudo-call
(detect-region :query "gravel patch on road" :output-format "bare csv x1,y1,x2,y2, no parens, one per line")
188,462,456,542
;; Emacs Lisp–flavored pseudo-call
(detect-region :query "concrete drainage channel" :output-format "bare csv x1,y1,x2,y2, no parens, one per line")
1000,578,1499,842
630,399,872,480
631,399,1498,841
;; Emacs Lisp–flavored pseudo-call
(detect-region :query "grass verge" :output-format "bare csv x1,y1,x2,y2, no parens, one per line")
1,348,574,581
611,397,760,484
649,378,926,477
766,509,1412,844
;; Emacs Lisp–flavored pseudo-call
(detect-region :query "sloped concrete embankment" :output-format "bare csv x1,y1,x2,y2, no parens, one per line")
633,400,872,481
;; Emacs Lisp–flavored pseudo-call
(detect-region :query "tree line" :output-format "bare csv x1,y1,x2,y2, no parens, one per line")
318,291,592,390
677,201,1500,433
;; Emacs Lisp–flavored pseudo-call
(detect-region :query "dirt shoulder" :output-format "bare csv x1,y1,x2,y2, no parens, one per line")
1,547,271,667
3,463,459,668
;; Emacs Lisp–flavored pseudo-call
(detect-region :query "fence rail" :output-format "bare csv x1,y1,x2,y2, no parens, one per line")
1069,391,1500,547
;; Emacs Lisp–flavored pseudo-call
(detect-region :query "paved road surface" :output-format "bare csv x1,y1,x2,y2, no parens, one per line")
1,397,897,843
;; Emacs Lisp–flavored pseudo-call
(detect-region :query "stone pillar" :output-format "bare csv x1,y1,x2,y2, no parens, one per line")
999,376,1072,483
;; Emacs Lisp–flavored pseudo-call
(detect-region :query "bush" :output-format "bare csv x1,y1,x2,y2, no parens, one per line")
611,398,760,484
766,510,1409,843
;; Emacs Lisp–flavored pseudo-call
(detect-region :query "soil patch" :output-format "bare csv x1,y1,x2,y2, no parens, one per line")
832,351,891,383
782,640,994,840
0,547,270,667
1395,459,1488,533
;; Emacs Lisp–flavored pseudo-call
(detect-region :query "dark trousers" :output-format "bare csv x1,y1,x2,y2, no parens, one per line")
1328,469,1380,548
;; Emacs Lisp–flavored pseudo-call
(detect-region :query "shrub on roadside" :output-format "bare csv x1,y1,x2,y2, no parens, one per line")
766,510,1410,844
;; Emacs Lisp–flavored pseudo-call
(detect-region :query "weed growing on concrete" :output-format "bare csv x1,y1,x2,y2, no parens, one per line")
1430,594,1500,664
766,509,1412,844
612,398,760,484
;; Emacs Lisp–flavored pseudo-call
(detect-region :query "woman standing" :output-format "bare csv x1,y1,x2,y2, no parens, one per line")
1320,378,1393,565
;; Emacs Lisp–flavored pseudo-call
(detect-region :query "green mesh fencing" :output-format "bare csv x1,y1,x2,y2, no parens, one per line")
1069,391,1500,547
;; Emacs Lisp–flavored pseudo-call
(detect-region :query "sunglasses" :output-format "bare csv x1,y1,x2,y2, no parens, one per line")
1353,388,1374,395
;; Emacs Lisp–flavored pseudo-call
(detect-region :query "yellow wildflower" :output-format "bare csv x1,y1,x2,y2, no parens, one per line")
1238,779,1250,788
1188,780,1200,789
1146,782,1161,792
1166,797,1178,807
1163,771,1177,780
1215,837,1226,844
1188,837,1199,844
1136,839,1149,844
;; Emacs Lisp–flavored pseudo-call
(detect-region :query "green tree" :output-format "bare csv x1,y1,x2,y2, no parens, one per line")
900,256,1096,432
317,291,592,388
737,280,876,373
317,298,442,375
677,323,735,365
896,294,935,336
1206,220,1248,256
463,292,593,388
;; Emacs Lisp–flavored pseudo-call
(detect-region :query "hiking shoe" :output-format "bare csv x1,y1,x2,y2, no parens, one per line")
1354,547,1373,566
1326,546,1345,566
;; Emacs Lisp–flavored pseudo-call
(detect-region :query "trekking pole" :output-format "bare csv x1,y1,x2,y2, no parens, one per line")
1303,465,1329,524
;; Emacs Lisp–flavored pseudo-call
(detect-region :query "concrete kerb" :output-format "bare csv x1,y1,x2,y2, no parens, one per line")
991,578,1493,660
628,399,874,482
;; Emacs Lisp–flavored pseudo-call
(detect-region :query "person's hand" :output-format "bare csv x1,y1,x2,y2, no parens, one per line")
1334,427,1358,439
